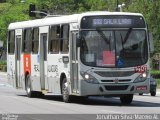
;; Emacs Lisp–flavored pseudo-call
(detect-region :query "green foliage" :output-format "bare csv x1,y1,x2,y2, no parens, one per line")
0,60,6,65
151,70,160,75
0,60,7,72
151,70,160,79
124,0,160,53
0,0,36,45
151,70,160,88
36,0,114,14
156,79,160,88
36,0,75,14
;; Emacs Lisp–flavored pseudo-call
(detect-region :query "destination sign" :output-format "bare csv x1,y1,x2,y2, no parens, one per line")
93,18,132,26
81,15,146,29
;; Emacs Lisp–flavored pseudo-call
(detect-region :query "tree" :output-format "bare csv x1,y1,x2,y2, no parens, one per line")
123,0,160,53
0,0,160,55
0,0,36,46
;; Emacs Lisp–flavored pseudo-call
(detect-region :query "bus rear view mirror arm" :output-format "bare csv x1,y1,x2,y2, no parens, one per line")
76,34,81,47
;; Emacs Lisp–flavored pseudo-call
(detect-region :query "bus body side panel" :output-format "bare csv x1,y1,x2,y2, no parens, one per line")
69,31,80,95
39,27,49,91
59,54,70,94
15,29,23,89
7,55,16,88
47,54,57,94
31,26,49,92
30,54,41,91
21,54,25,90
47,54,70,94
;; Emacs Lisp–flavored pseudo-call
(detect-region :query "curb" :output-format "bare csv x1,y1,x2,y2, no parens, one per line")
157,89,160,93
0,72,7,75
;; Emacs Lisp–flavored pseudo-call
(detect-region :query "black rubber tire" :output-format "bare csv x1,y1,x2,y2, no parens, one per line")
75,96,88,103
62,78,72,103
36,92,44,98
120,94,133,105
26,74,35,98
139,93,143,95
151,91,156,96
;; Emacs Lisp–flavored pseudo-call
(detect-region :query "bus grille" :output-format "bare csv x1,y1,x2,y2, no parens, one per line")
104,85,129,91
101,79,131,83
95,71,134,77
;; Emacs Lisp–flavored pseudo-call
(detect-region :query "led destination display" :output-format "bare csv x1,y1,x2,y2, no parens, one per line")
81,15,146,29
93,18,132,26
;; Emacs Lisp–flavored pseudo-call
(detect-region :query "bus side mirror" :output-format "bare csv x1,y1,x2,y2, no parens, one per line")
29,4,36,17
76,34,81,47
148,32,154,54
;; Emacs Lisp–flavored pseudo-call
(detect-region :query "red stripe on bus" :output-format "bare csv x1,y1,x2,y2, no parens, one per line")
24,54,31,75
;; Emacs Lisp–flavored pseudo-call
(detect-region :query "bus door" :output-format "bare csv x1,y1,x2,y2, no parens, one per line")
71,32,79,93
39,26,48,90
15,29,22,88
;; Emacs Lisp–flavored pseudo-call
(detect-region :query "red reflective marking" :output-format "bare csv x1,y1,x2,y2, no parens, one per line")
136,86,147,90
24,54,31,75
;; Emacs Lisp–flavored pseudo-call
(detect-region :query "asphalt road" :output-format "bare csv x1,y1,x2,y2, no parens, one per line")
0,72,160,120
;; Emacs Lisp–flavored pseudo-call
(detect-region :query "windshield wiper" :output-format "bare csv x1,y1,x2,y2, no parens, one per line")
120,33,124,50
123,28,132,44
96,28,111,50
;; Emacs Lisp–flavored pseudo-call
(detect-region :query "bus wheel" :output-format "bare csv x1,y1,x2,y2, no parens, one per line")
26,74,35,98
62,78,72,103
120,94,133,105
151,91,156,96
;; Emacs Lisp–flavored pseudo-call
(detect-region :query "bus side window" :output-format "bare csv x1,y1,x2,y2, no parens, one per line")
32,28,39,54
61,24,69,53
49,25,60,54
23,28,32,53
8,30,15,54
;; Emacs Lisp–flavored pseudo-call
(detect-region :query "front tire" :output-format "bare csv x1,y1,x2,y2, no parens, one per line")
26,74,36,98
151,91,156,96
120,94,133,105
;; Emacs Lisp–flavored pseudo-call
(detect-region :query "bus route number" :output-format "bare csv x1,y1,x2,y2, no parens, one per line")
48,65,58,72
134,65,147,73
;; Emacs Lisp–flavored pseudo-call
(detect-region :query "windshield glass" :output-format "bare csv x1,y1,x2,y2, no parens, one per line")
80,30,148,68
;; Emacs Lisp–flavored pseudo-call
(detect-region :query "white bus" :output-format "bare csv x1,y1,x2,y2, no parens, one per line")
7,11,152,104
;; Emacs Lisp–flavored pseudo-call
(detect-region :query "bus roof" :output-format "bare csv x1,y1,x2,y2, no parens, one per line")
8,11,143,30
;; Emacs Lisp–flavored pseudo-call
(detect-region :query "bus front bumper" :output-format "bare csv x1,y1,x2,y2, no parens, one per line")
79,80,150,96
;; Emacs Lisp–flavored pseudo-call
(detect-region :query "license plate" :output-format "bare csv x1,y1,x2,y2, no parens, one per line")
136,86,147,90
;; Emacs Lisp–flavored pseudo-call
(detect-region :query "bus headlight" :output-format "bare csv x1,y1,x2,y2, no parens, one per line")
80,72,99,84
142,72,147,78
84,74,90,79
134,72,148,83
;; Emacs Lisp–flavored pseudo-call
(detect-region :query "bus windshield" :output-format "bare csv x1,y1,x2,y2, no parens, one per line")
80,29,148,68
